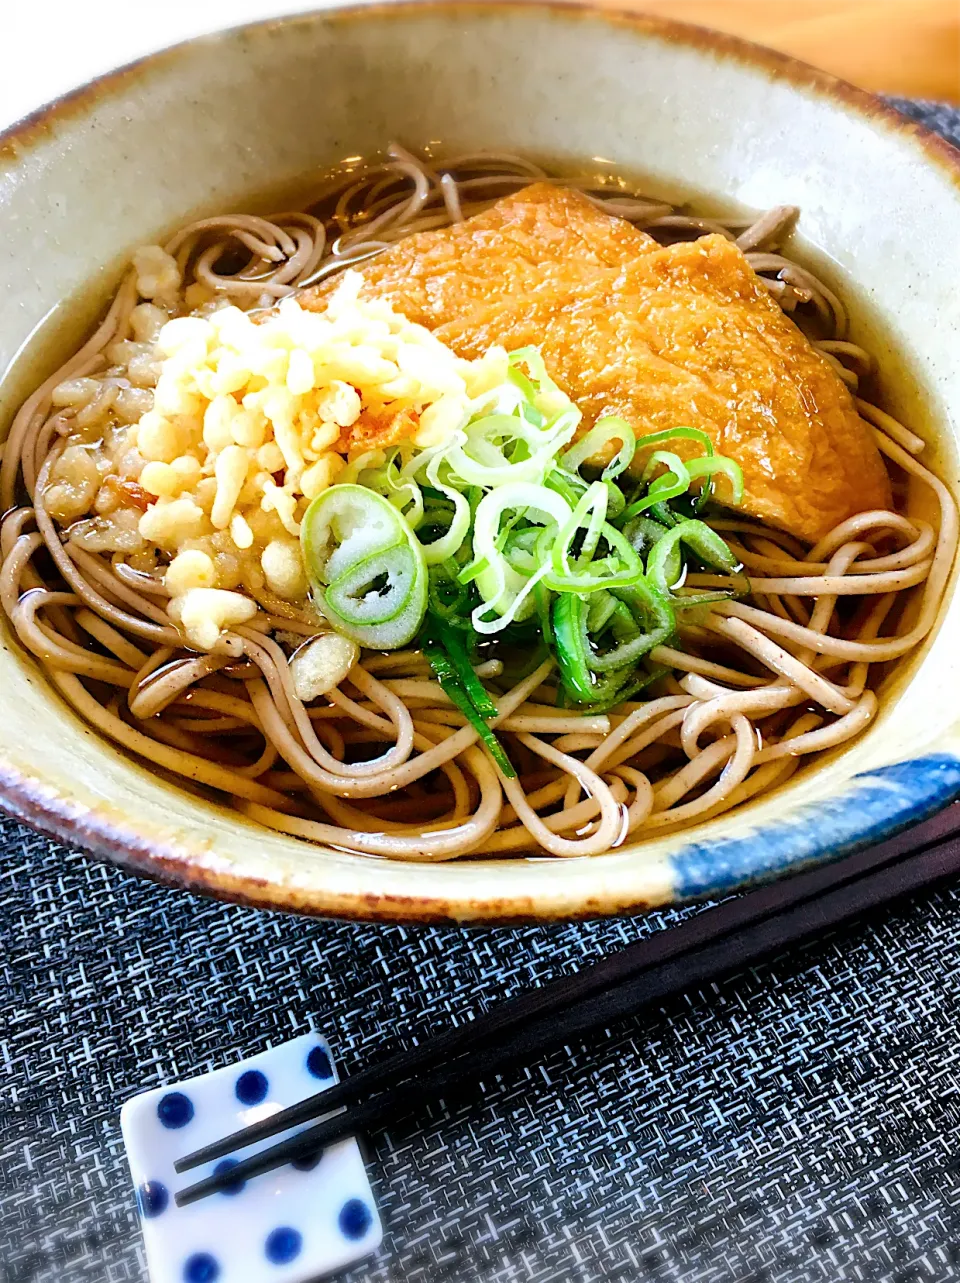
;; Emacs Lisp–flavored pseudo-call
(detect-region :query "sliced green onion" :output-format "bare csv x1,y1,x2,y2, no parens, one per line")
575,666,667,714
301,484,427,648
508,346,550,383
338,448,386,486
457,555,488,586
586,590,619,635
626,450,692,515
551,578,675,701
552,482,608,579
324,542,418,623
603,480,626,521
545,467,589,507
422,638,515,776
590,582,676,670
306,355,749,717
472,482,571,629
560,415,636,480
506,362,538,404
413,456,471,564
446,407,580,489
552,594,648,706
671,588,742,609
543,519,644,594
555,581,674,677
621,515,671,556
647,500,681,527
533,579,554,643
351,446,424,527
645,518,741,597
427,561,472,621
686,455,745,507
473,563,551,635
634,426,715,454
621,457,689,518
423,612,498,719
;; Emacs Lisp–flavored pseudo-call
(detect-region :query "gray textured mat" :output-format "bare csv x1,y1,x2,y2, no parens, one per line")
3,98,960,1283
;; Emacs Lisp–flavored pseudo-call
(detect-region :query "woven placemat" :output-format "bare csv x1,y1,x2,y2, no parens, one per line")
3,99,960,1283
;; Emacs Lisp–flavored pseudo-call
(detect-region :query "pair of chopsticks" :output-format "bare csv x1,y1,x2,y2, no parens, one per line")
174,799,960,1207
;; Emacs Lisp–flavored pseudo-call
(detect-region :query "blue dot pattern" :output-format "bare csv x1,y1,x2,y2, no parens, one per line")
213,1158,245,1196
137,1180,168,1218
265,1227,303,1264
183,1252,219,1282
306,1045,333,1080
235,1068,268,1105
290,1145,323,1172
338,1198,372,1240
157,1091,194,1130
122,1035,380,1280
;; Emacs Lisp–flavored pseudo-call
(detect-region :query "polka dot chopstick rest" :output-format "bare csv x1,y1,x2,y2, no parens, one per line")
121,1033,382,1282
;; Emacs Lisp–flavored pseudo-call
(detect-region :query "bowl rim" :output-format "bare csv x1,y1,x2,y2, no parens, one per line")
2,0,960,925
3,0,959,184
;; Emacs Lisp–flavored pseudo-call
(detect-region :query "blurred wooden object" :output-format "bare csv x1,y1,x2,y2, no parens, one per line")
605,0,960,104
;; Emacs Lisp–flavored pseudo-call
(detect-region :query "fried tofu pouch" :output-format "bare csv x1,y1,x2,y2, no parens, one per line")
304,184,890,542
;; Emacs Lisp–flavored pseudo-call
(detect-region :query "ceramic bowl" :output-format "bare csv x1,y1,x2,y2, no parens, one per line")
2,2,960,924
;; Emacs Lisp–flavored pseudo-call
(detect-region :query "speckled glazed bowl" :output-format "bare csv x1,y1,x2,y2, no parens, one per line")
2,2,960,923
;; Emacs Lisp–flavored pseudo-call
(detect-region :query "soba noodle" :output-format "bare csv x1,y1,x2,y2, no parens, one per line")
1,144,955,860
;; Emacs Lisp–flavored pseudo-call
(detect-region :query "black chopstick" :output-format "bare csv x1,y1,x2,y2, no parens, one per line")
174,801,960,1206
176,798,960,1175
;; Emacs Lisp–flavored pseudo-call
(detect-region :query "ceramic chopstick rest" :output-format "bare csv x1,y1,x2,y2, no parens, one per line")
121,1033,381,1281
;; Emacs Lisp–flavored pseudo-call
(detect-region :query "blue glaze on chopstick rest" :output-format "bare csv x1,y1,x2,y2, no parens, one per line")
671,753,960,899
120,1033,381,1283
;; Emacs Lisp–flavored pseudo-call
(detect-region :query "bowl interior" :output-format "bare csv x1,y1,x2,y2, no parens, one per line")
2,2,960,922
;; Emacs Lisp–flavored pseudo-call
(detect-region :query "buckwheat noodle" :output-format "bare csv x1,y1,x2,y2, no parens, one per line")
1,145,955,860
